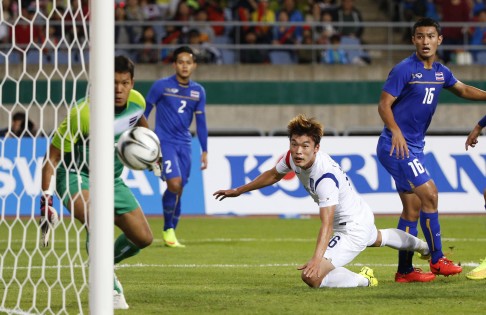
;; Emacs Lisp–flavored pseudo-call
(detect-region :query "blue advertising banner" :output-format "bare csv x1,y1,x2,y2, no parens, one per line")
0,138,205,217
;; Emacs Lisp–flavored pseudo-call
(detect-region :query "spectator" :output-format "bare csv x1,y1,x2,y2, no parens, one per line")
272,10,298,45
160,25,181,63
203,0,227,36
0,112,36,138
297,28,318,63
141,0,163,20
435,0,472,64
115,3,131,48
279,0,304,42
251,0,276,44
333,0,363,39
125,0,145,44
469,8,486,61
14,3,45,50
315,9,338,43
194,9,216,43
305,2,322,24
240,30,269,63
321,33,349,64
137,26,159,63
187,29,223,64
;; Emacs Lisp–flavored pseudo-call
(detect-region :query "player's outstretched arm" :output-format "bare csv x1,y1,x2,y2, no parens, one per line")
213,167,284,201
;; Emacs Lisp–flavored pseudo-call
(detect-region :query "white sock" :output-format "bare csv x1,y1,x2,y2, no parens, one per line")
320,267,369,288
380,228,429,256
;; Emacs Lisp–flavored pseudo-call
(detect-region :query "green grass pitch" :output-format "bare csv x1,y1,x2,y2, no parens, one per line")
1,215,485,314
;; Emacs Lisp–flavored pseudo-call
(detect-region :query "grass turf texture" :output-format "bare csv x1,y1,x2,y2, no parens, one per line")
1,215,485,314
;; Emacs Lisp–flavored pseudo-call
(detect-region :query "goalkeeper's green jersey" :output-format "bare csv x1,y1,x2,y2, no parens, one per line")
51,89,146,177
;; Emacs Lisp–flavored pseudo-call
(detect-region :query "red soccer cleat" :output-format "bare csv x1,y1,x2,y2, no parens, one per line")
395,268,436,283
430,257,462,276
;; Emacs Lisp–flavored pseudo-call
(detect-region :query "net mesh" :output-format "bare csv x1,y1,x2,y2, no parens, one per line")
1,1,90,313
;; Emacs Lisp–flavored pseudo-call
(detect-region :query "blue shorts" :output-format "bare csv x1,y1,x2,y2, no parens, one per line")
161,142,191,186
376,137,430,193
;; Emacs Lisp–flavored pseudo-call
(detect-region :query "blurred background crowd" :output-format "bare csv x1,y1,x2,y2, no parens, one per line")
1,0,486,65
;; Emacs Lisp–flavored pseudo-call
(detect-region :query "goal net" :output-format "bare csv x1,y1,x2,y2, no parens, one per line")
1,1,91,313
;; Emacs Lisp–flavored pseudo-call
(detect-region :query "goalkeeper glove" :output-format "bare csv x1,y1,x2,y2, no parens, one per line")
39,193,59,247
149,157,163,177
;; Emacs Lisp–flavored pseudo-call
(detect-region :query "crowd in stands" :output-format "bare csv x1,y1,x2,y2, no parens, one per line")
1,0,486,65
381,0,486,64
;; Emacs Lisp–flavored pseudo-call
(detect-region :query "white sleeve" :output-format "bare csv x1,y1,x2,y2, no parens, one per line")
275,152,291,174
316,178,339,208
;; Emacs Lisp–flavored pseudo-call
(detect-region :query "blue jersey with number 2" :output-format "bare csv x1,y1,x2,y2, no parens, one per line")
380,54,457,152
144,74,206,147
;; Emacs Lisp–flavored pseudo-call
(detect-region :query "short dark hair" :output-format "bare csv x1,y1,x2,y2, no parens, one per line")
115,55,135,78
287,114,323,146
412,17,441,36
173,46,197,63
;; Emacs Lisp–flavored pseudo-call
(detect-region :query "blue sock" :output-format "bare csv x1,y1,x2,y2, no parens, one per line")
397,217,418,274
420,211,443,264
173,200,181,229
163,190,178,231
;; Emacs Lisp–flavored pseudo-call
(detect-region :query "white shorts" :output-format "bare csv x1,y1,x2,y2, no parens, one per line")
323,206,378,268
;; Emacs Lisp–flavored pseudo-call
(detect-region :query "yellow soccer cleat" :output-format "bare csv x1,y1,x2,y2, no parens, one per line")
162,228,186,248
466,257,486,280
359,266,378,287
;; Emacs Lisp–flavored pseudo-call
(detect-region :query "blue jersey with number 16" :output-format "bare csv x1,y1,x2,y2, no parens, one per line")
380,54,457,152
144,74,207,146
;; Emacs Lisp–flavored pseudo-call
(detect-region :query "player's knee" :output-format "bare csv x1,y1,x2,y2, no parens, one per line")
301,271,321,288
166,181,183,194
135,231,153,249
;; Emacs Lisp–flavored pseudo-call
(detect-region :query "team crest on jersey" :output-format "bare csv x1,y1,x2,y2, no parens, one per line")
411,73,422,79
435,72,444,81
190,90,200,98
165,88,179,94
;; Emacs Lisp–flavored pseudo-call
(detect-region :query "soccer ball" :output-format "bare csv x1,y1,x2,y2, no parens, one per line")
116,127,161,170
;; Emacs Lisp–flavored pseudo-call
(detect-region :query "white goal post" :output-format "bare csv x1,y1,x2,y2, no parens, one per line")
0,1,114,314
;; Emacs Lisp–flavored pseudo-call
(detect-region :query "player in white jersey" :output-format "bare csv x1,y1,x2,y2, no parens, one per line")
214,114,431,288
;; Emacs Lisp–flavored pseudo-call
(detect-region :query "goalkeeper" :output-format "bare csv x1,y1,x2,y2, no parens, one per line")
39,55,155,310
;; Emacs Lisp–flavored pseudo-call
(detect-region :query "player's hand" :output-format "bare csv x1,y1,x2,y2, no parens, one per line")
465,125,482,151
149,156,163,177
39,194,59,247
213,189,240,201
201,152,208,170
390,131,409,159
297,257,322,280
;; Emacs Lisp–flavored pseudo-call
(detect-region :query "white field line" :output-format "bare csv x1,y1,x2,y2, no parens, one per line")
2,237,486,243
0,261,481,271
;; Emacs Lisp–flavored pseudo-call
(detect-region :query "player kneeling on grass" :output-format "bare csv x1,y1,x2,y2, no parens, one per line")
213,114,432,288
39,55,155,309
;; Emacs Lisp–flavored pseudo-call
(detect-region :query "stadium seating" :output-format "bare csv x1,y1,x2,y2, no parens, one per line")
221,49,236,64
269,51,294,65
0,51,22,64
340,36,370,65
475,51,486,65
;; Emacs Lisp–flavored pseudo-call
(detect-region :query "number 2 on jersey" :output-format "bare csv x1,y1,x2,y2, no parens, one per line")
178,100,187,113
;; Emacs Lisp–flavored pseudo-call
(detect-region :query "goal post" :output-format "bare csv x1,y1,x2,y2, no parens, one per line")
89,0,114,313
0,0,114,313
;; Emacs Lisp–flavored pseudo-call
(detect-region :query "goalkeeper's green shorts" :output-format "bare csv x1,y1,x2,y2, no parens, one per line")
56,169,140,216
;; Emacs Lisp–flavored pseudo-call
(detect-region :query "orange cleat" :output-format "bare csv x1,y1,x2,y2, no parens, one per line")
395,268,436,283
430,257,462,276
